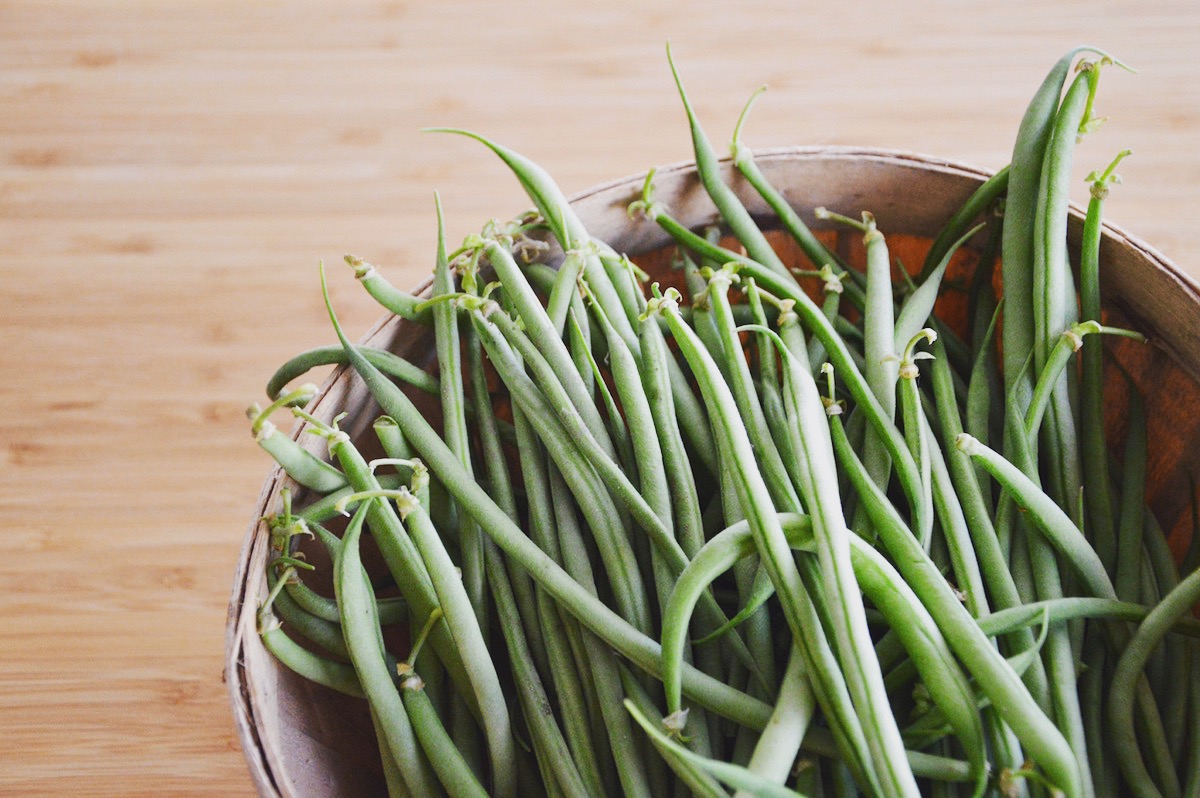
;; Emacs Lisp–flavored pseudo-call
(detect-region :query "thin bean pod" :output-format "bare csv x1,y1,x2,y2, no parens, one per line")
1109,567,1200,798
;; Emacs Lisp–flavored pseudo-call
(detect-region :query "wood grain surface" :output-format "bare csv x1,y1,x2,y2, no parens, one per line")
2,2,1198,795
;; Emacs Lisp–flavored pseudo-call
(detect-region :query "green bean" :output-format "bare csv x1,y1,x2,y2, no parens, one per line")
1001,46,1101,412
737,643,815,797
597,249,653,334
546,245,587,334
964,300,1002,460
398,669,489,798
1080,151,1130,575
251,416,348,493
806,268,845,375
820,209,899,517
958,434,1115,602
257,607,363,697
618,667,728,798
427,128,638,349
335,500,440,797
372,705,413,798
586,284,677,604
570,309,636,476
979,597,1200,640
1109,567,1200,798
429,197,488,638
926,337,996,618
1034,63,1106,368
626,700,805,798
927,429,987,615
1029,62,1105,525
729,86,845,274
800,729,976,787
705,267,801,511
402,497,516,798
1024,322,1144,447
266,343,439,402
485,541,593,798
893,224,984,356
666,43,799,288
281,566,408,628
1185,641,1200,798
344,254,431,323
296,473,404,524
637,297,706,559
1117,386,1148,603
920,167,1009,281
965,218,1002,371
896,331,935,550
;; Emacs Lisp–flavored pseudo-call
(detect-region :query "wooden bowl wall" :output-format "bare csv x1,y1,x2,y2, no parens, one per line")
226,146,1200,797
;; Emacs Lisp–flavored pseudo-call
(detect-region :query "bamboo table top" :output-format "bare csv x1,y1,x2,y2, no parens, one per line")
3,2,1198,794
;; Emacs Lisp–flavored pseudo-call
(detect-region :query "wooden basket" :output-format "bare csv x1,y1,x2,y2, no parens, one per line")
225,146,1200,797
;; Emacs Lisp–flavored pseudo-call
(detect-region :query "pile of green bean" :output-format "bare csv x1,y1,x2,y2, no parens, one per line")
248,46,1200,797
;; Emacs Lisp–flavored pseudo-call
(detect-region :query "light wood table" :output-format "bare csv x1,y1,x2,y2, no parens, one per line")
3,2,1198,794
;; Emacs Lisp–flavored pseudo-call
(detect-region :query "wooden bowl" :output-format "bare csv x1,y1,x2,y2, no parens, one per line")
225,146,1200,797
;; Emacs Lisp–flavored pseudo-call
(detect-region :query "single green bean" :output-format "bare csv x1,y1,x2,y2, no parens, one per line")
1079,151,1130,575
729,86,845,274
618,667,728,798
344,255,431,323
1117,386,1148,603
431,196,488,637
403,497,516,798
266,344,439,402
737,643,815,798
666,43,799,288
252,417,348,493
1002,46,1103,412
1109,567,1200,798
626,700,805,798
396,669,487,798
258,618,363,697
960,433,1116,603
920,167,1009,280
